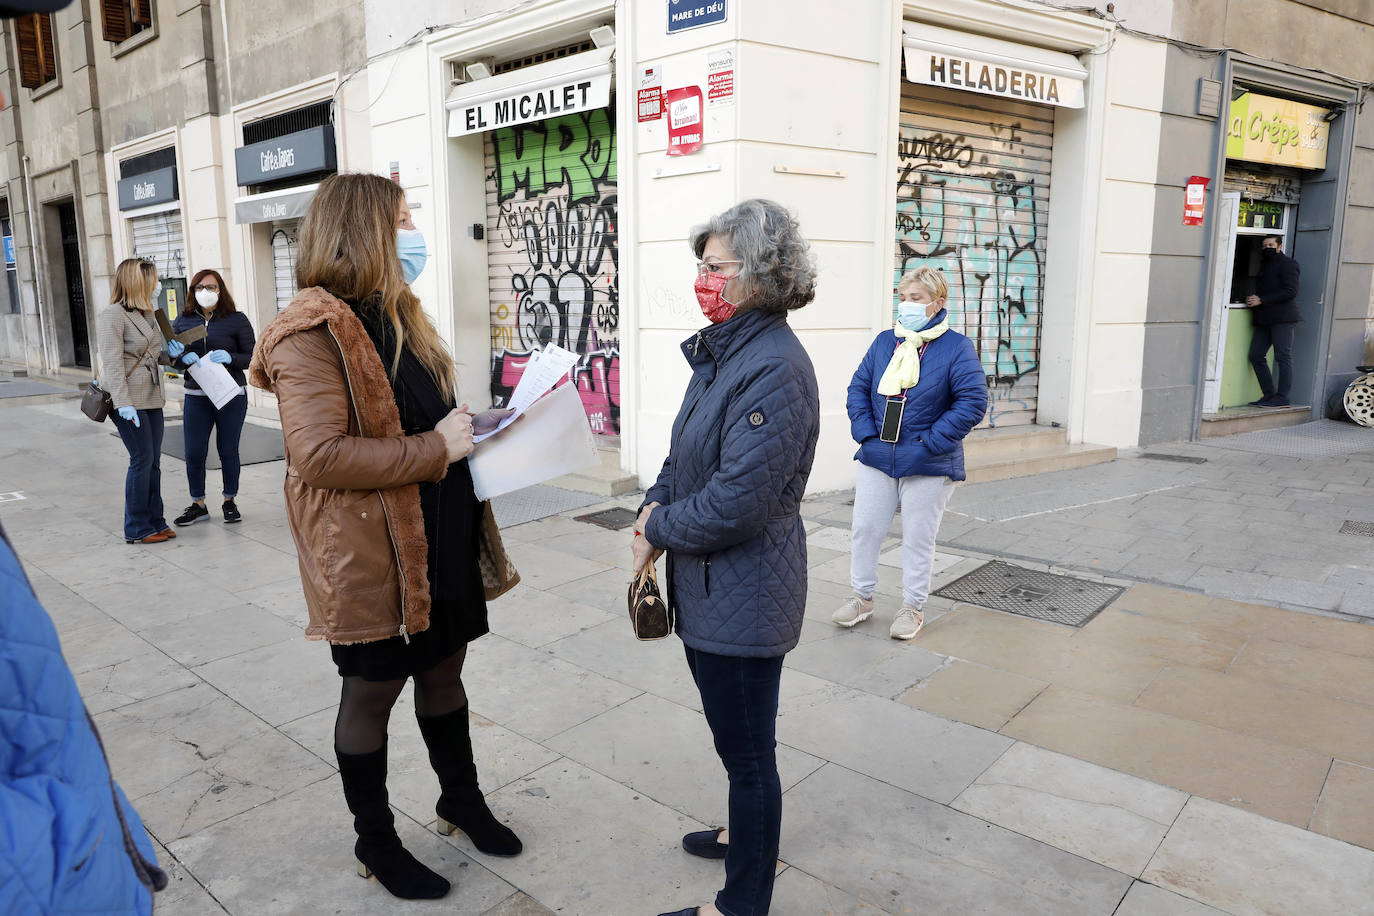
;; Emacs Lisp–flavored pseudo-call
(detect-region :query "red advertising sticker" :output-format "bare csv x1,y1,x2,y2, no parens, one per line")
637,66,663,123
666,86,704,156
1183,175,1210,226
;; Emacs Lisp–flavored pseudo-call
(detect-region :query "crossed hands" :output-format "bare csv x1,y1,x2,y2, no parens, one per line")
631,502,662,572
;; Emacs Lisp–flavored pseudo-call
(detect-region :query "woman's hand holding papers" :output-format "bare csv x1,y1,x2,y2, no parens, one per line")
471,408,516,437
436,405,475,463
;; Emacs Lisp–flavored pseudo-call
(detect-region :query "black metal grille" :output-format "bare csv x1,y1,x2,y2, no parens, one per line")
1141,453,1207,464
934,561,1123,628
493,39,596,76
119,146,176,179
576,507,637,531
242,100,333,145
1339,520,1374,538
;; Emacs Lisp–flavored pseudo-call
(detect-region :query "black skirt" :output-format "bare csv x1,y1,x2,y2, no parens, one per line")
330,302,491,681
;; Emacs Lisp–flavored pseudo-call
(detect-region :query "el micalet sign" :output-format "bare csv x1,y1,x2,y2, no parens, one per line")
1226,91,1330,171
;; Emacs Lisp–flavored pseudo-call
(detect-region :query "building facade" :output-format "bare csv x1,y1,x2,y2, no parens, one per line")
3,0,1370,495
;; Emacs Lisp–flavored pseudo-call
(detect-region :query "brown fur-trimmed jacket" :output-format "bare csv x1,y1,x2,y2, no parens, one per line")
249,287,450,644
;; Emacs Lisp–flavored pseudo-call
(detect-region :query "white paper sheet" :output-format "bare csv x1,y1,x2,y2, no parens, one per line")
468,383,599,501
186,360,241,409
474,342,580,442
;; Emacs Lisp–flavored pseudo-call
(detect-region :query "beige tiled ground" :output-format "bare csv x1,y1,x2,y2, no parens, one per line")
1311,761,1374,850
1001,686,1332,828
908,585,1374,847
898,659,1047,731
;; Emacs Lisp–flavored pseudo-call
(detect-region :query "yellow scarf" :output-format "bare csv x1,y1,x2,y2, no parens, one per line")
877,318,949,396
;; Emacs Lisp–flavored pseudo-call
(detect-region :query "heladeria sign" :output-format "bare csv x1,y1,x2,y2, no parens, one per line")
446,50,613,139
903,25,1086,109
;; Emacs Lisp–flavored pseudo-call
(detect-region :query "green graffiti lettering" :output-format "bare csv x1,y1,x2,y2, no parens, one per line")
492,109,617,205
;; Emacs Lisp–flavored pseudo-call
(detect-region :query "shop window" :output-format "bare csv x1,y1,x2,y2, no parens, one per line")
14,14,58,90
100,0,152,44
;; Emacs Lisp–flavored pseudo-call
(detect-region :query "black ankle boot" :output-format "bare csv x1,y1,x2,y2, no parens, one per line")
336,744,450,899
416,707,523,856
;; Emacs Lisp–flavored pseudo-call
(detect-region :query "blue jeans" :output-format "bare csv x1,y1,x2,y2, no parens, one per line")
684,645,784,916
183,393,248,500
111,407,166,541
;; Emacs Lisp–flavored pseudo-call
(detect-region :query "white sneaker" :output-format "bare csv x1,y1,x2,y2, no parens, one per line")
890,605,924,640
831,595,874,628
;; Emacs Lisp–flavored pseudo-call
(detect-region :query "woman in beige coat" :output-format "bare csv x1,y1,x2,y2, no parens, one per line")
96,258,186,544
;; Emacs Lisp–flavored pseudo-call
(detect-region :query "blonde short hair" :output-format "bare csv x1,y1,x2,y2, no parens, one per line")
898,266,948,302
111,258,159,311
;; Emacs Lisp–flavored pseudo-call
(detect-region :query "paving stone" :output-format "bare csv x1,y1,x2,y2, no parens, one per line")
776,671,1012,805
781,763,1134,915
1114,881,1233,915
1258,576,1347,611
502,539,611,591
169,779,514,914
1142,796,1374,916
481,893,557,915
193,637,339,727
1077,608,1247,671
952,743,1187,876
546,692,823,826
149,839,229,915
769,866,889,914
1310,760,1374,851
487,583,617,649
144,603,301,667
1227,637,1374,706
899,659,1045,731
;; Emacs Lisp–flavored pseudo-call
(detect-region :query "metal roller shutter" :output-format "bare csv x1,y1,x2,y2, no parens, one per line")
483,105,619,438
895,82,1054,428
270,220,300,312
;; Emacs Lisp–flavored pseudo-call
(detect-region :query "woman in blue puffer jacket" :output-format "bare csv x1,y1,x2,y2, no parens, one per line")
0,523,167,913
834,266,988,640
634,199,820,916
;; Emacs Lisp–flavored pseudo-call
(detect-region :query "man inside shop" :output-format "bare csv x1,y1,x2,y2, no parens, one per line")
1245,235,1301,409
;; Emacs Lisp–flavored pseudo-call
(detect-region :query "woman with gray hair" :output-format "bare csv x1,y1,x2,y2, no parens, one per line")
633,199,820,916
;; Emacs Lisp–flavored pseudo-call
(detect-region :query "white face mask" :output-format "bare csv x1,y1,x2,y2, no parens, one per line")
195,288,219,310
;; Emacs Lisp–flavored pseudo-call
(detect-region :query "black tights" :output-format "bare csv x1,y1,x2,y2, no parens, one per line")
334,645,469,755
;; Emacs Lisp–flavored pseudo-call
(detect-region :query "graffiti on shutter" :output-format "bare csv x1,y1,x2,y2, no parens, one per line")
484,106,619,437
271,221,300,312
895,83,1053,428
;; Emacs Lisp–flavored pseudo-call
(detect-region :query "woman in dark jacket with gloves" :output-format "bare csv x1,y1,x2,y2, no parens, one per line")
171,268,256,526
833,267,988,640
634,198,820,916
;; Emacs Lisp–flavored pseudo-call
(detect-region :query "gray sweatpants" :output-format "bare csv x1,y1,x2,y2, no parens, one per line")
849,461,955,608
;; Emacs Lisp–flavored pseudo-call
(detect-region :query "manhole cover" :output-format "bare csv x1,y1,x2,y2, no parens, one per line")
933,560,1123,627
1140,453,1207,464
575,507,638,530
1339,520,1374,538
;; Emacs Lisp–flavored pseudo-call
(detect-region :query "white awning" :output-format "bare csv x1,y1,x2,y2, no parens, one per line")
445,46,613,137
234,184,319,225
903,24,1086,109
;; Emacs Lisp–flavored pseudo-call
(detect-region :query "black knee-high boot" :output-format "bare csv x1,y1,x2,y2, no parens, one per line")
336,744,451,899
416,707,523,856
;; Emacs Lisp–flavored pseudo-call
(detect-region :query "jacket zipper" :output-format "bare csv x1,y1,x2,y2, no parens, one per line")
324,323,411,643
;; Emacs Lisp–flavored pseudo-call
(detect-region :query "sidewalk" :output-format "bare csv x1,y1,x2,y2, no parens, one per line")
2,398,1373,915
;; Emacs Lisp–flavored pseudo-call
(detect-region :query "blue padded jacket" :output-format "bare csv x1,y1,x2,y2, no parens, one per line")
846,313,989,481
644,308,820,658
0,525,165,914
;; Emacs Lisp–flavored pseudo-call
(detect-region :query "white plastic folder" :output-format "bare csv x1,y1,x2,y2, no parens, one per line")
468,383,599,501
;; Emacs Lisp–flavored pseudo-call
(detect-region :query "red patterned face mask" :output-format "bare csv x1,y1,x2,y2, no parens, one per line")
694,272,742,324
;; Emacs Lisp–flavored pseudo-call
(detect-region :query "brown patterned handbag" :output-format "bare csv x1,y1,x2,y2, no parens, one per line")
477,501,520,600
628,562,672,641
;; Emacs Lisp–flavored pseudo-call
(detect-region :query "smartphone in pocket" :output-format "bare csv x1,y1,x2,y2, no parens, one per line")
879,396,905,443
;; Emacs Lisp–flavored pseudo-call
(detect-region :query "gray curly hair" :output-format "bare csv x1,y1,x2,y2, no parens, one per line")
690,199,817,314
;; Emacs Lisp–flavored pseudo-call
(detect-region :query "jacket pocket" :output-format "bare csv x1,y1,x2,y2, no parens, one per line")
323,490,397,603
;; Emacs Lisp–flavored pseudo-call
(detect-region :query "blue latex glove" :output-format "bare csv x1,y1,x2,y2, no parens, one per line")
167,339,185,358
182,351,201,367
117,406,140,427
207,349,232,365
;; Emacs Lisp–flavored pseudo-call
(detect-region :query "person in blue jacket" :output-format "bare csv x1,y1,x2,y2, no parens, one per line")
833,266,988,640
170,268,257,526
634,199,820,916
0,521,167,913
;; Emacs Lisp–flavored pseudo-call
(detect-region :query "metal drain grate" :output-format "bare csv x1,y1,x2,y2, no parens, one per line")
1339,520,1374,538
575,507,638,530
1141,453,1207,464
934,560,1123,627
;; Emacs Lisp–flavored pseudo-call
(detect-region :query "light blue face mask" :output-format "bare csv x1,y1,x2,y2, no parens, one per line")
397,228,428,285
897,302,926,331
152,281,164,303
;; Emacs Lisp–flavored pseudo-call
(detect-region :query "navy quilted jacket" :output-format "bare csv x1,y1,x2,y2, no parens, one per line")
846,313,989,481
644,308,820,657
0,525,165,913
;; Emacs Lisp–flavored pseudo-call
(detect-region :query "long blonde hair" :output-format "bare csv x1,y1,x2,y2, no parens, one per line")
296,173,455,402
112,258,158,311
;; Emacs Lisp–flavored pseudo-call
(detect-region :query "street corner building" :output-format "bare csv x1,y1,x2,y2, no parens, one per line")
0,0,1371,495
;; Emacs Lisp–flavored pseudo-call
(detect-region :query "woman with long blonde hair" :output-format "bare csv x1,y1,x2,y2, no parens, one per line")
249,173,519,901
96,258,189,543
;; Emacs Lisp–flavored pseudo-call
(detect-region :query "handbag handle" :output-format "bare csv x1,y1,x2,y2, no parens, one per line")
634,562,658,590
